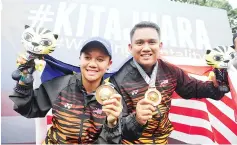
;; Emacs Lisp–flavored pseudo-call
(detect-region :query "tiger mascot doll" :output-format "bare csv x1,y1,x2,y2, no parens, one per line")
205,45,236,93
12,25,58,85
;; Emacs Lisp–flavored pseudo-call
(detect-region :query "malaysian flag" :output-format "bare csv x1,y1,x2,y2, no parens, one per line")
166,57,237,144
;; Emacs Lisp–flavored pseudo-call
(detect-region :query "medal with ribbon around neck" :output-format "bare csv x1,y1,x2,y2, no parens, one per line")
133,59,162,107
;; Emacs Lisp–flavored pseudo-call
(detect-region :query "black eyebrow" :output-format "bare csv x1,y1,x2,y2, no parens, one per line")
97,56,106,58
135,39,143,42
135,39,157,41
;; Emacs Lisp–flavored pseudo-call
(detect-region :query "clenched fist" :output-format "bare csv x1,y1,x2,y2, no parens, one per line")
16,54,28,66
135,98,156,125
102,94,123,128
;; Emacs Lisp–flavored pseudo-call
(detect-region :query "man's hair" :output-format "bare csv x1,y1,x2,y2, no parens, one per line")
233,33,237,46
130,21,161,41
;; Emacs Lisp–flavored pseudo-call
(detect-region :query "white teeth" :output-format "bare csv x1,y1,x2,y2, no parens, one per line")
142,54,151,57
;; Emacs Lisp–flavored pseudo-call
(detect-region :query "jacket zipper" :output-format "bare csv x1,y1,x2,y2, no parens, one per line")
152,125,159,144
152,108,162,144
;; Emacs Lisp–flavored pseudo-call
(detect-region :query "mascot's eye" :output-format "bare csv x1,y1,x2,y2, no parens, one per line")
24,33,33,42
213,55,223,61
230,52,236,59
40,39,52,46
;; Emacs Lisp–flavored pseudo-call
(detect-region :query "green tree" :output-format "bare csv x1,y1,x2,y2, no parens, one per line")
170,0,237,33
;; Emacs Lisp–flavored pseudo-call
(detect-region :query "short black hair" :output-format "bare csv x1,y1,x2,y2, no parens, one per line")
233,33,237,46
130,21,161,41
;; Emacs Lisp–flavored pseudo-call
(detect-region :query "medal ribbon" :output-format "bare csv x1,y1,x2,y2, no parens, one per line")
133,58,158,88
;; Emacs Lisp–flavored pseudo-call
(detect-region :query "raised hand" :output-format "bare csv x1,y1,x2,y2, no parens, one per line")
135,98,156,125
102,94,123,128
12,53,35,85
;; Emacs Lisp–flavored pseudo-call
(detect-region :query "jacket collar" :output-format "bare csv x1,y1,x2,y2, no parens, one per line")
75,73,104,105
129,58,160,71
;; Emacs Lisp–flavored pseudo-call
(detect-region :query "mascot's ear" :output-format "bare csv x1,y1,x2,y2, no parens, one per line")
53,34,58,40
206,50,211,54
25,25,30,29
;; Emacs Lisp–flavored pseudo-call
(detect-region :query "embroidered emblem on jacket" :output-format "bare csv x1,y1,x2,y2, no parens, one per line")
64,103,72,109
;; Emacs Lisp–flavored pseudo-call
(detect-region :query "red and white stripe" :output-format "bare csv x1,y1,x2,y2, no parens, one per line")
165,57,237,144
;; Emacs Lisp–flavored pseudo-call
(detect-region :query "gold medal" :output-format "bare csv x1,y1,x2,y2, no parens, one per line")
144,87,162,106
95,82,116,104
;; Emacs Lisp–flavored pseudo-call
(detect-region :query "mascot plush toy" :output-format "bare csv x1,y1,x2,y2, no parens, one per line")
205,45,236,93
12,25,58,85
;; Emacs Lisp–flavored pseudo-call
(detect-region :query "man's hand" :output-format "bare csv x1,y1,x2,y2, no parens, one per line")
209,71,218,87
209,70,230,93
102,94,122,128
16,53,27,66
135,98,156,125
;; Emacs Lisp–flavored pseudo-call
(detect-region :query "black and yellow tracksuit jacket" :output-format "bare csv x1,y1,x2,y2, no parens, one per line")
110,58,225,144
9,74,121,144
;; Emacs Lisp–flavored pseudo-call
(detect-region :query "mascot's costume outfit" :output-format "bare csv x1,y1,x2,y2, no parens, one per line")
205,46,236,93
9,25,121,144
